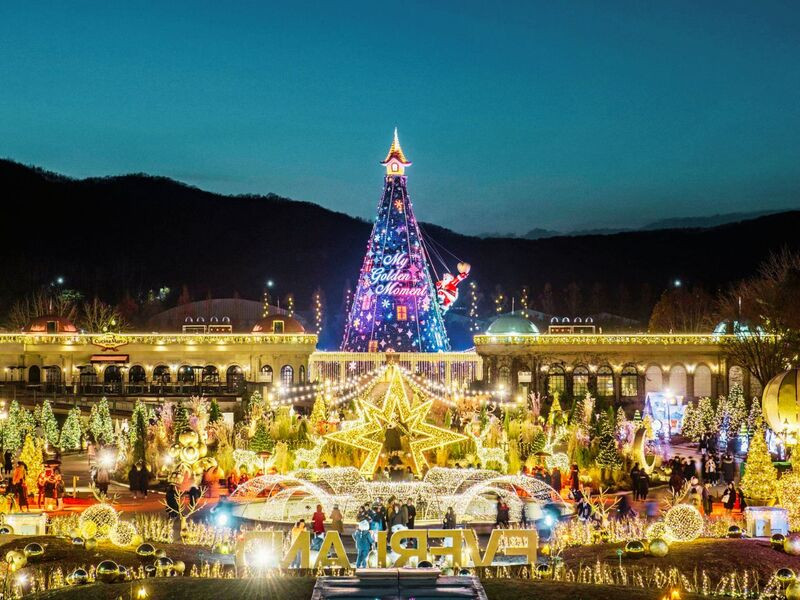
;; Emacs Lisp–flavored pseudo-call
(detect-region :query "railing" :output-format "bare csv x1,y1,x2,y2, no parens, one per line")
308,351,482,385
472,333,752,346
0,380,246,399
0,332,317,346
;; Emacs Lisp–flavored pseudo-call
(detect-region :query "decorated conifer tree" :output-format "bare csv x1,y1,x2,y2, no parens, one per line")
740,424,777,503
595,412,622,472
3,400,24,451
249,420,271,453
38,400,60,448
59,407,82,450
310,393,328,434
173,399,189,442
209,399,222,424
89,397,114,445
129,400,148,446
747,396,763,432
133,405,148,463
19,434,44,495
341,130,452,352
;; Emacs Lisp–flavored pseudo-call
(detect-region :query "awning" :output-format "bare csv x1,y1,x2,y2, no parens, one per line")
90,354,129,364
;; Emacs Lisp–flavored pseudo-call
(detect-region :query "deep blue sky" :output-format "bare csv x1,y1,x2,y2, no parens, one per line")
1,1,799,234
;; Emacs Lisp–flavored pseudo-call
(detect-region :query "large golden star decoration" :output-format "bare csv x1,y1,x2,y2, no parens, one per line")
324,366,467,478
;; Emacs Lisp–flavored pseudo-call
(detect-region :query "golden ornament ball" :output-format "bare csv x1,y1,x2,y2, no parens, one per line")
787,582,800,600
776,567,795,584
117,564,129,581
69,528,81,539
649,539,669,557
154,548,167,558
136,543,156,557
84,537,98,551
773,533,787,550
172,560,186,575
785,536,800,556
198,443,208,458
625,540,646,558
96,560,120,583
71,536,85,547
69,568,89,586
0,525,14,535
179,430,199,447
23,542,44,558
181,446,200,464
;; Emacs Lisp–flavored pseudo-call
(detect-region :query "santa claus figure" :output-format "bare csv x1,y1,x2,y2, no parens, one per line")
436,262,470,313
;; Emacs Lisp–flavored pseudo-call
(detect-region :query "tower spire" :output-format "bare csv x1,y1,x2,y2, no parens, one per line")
381,127,412,175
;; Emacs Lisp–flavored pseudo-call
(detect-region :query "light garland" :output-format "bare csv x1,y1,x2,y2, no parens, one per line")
324,366,467,478
294,437,326,469
466,424,507,472
664,504,703,542
79,503,119,541
312,288,324,335
109,519,138,547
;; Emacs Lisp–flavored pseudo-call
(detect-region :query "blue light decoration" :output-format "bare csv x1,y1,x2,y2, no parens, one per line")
341,130,450,353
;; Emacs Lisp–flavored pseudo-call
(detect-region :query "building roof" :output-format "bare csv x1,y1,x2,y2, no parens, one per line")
486,313,539,335
381,128,411,167
23,315,78,333
251,314,306,334
146,298,304,333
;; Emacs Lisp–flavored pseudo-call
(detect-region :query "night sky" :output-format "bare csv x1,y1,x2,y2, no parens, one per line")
1,1,799,235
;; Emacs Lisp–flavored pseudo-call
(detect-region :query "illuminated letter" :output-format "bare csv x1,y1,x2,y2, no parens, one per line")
389,530,428,567
426,529,463,567
315,532,350,569
279,530,310,569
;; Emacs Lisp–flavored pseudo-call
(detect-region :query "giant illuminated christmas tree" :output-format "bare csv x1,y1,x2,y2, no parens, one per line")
341,130,450,352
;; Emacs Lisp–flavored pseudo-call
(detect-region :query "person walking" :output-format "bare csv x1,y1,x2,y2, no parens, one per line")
551,467,562,494
312,504,326,535
290,519,306,568
128,463,141,499
330,504,344,535
95,465,110,496
637,471,650,501
721,453,736,484
406,498,416,529
722,482,736,514
704,455,716,485
702,483,713,516
3,449,12,477
630,463,641,501
569,464,580,495
443,506,457,529
12,462,28,511
138,462,150,498
353,520,373,568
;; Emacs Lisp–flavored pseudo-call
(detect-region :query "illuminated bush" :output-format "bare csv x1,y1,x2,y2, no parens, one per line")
79,504,118,541
664,504,704,542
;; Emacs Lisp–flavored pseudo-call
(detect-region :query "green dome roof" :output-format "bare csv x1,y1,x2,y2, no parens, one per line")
486,314,539,335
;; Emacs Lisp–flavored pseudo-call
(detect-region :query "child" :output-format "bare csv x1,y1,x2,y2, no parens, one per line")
353,520,373,568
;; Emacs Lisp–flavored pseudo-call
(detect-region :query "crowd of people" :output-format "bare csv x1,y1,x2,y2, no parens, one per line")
3,448,65,511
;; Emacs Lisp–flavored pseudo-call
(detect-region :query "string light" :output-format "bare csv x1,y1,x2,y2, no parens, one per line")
469,281,480,333
664,505,703,542
324,365,467,478
313,288,324,335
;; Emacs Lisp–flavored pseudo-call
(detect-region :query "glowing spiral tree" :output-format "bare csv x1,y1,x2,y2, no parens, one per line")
341,129,449,352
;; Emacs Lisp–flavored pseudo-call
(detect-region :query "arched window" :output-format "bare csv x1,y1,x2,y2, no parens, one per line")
202,365,219,382
226,365,244,390
547,365,566,396
28,365,41,384
497,366,511,387
299,365,306,383
573,366,589,397
129,365,146,384
621,366,638,397
45,366,61,384
79,366,97,386
729,366,744,390
669,365,687,397
153,365,171,383
177,365,194,383
104,365,122,383
596,366,614,397
259,364,274,383
645,365,663,393
694,365,712,397
280,365,294,386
